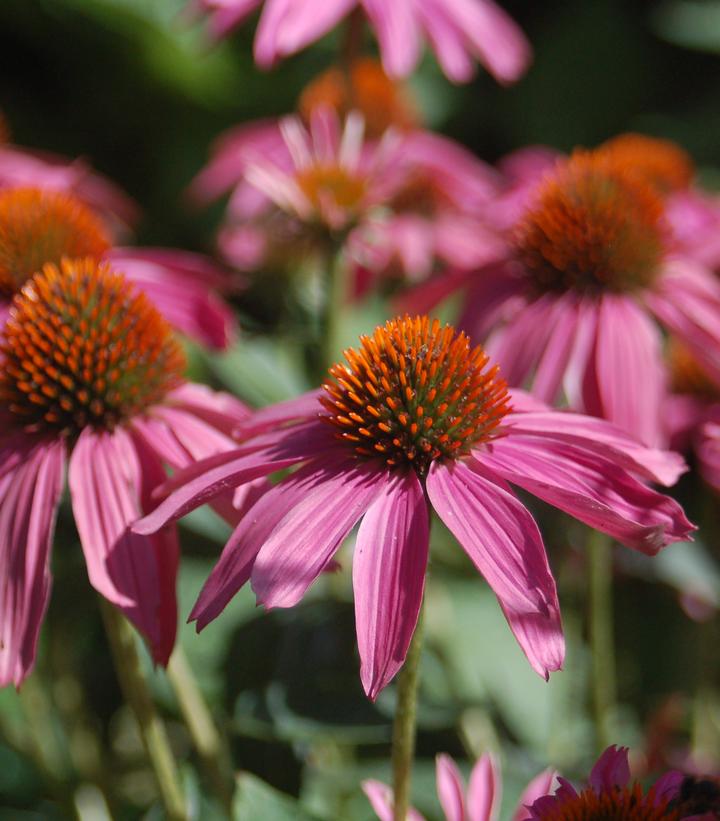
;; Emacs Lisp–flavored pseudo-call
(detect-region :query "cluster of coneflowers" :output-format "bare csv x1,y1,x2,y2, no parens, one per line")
1,0,720,817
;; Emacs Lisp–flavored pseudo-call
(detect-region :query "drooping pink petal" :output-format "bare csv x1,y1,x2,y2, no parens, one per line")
506,407,687,486
415,0,475,82
436,754,467,821
251,459,386,608
588,745,631,791
234,389,323,438
458,266,527,343
697,420,720,494
361,0,421,78
362,780,425,821
426,459,564,677
0,439,64,688
353,470,428,699
585,294,666,446
511,769,557,821
482,436,695,554
165,382,252,435
69,428,179,664
467,753,501,821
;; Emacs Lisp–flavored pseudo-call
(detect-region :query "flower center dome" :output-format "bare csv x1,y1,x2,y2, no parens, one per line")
296,165,368,219
597,133,694,194
321,315,510,476
0,187,111,296
516,152,667,295
0,258,186,435
531,784,679,820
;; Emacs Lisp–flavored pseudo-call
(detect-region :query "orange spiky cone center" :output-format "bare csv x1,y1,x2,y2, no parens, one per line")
533,783,679,820
596,133,694,194
321,315,511,476
0,187,111,296
0,258,186,435
299,58,419,139
516,152,667,295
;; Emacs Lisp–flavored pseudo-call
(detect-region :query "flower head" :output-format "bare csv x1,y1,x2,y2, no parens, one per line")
0,258,253,687
135,316,693,699
188,0,531,84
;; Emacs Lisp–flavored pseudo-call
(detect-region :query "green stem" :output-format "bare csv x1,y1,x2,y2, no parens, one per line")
99,601,187,821
588,529,616,751
320,245,347,375
166,646,235,813
391,606,424,821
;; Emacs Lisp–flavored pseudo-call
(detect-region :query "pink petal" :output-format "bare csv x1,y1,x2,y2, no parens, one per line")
482,436,695,554
362,0,421,78
436,754,467,821
69,428,179,664
353,471,428,699
506,409,687,486
426,460,564,677
415,0,475,82
586,294,666,446
234,389,324,438
362,780,425,821
251,458,387,608
166,382,251,435
458,265,526,342
511,769,557,821
0,439,64,688
467,753,501,821
588,745,630,791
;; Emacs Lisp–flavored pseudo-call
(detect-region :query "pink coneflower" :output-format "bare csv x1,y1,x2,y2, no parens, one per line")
0,187,237,348
0,258,253,688
188,0,530,84
135,315,692,699
408,146,720,446
526,745,719,820
364,751,556,820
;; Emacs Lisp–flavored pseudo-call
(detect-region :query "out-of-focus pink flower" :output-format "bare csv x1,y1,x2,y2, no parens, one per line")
0,187,237,349
0,258,253,688
188,0,531,84
135,316,693,699
364,752,556,821
526,745,719,820
404,143,720,446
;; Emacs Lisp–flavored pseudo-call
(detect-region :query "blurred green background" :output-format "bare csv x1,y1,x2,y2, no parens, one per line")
0,1,719,818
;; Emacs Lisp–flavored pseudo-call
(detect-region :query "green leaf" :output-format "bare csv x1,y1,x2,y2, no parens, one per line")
233,772,324,821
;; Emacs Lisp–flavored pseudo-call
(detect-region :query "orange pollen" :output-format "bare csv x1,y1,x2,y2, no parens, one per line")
321,315,511,476
533,783,679,821
0,187,111,297
0,258,186,436
596,133,694,194
296,165,368,219
298,57,420,140
515,151,667,295
668,339,720,398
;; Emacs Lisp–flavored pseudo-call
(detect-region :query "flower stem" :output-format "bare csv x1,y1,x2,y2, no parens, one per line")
341,7,364,73
391,607,424,821
588,529,616,751
321,245,347,375
99,601,187,821
166,646,235,813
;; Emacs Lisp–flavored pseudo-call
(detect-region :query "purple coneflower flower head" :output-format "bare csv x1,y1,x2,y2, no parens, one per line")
364,751,557,820
187,0,531,84
135,315,693,699
0,186,237,348
0,258,253,688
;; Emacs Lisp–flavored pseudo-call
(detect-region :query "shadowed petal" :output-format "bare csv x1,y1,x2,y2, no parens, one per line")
426,460,564,677
467,753,500,821
511,769,557,821
0,439,64,688
483,436,695,554
589,746,631,791
252,459,387,608
353,470,428,699
436,754,466,821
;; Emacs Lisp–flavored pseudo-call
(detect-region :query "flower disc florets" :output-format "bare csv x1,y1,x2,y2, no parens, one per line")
321,315,510,476
0,187,111,296
533,784,679,820
597,133,694,194
516,152,667,295
0,258,186,435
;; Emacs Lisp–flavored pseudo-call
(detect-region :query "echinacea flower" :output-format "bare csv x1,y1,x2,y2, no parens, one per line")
406,144,720,446
526,745,719,820
135,315,693,698
0,186,237,348
0,258,253,687
363,751,556,821
187,0,531,84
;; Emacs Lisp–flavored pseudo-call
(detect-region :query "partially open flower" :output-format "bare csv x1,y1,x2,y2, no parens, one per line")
135,316,692,699
0,258,253,688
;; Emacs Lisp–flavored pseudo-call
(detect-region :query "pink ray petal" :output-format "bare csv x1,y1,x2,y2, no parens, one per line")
426,460,564,677
353,470,428,699
362,780,426,821
234,389,324,438
251,459,387,608
436,754,467,821
483,436,695,554
361,0,421,78
0,439,64,688
511,768,557,821
467,752,500,821
589,745,630,791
